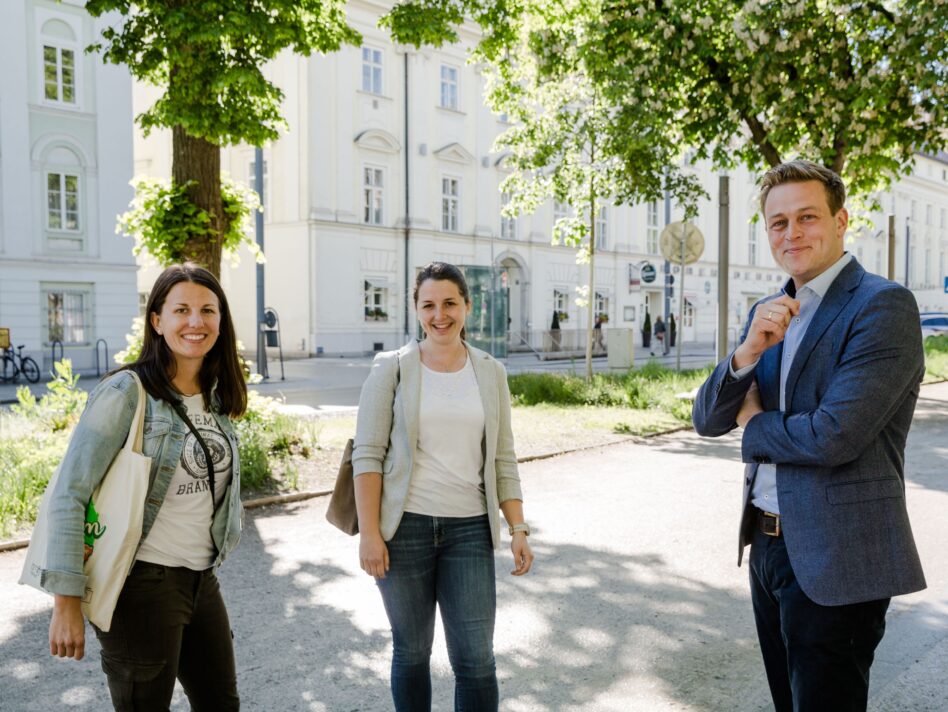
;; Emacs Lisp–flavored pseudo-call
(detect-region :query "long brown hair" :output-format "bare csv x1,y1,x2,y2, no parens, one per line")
413,262,471,341
114,263,247,417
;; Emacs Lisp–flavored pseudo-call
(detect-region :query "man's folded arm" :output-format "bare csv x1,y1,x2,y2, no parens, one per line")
741,287,923,467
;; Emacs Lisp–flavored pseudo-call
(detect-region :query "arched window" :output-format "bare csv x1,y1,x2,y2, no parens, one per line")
35,139,89,252
40,17,79,107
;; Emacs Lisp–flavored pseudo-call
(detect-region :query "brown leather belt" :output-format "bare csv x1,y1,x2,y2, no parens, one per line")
756,508,782,537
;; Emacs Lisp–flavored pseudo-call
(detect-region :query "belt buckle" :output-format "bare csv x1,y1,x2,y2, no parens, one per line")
760,510,781,537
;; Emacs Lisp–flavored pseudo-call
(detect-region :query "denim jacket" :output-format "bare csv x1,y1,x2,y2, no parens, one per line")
40,370,243,597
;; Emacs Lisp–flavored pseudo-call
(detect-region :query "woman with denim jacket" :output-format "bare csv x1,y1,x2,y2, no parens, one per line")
44,263,246,711
353,262,534,712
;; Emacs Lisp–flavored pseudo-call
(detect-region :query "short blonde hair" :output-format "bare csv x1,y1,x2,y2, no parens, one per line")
759,160,846,216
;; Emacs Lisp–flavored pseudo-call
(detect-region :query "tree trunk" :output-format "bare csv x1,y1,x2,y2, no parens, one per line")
586,235,595,381
172,125,223,279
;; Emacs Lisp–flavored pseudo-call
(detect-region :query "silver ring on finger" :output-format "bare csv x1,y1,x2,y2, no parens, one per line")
767,311,774,321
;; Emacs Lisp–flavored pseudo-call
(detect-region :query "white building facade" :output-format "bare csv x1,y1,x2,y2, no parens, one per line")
0,0,137,373
133,2,948,357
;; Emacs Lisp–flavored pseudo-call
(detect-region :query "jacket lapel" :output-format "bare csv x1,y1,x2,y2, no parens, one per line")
784,260,863,407
467,344,498,455
398,341,421,450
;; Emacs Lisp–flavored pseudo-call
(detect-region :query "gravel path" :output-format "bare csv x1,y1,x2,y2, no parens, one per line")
1,383,945,711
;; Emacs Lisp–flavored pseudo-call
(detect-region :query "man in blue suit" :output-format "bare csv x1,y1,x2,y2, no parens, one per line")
693,160,926,712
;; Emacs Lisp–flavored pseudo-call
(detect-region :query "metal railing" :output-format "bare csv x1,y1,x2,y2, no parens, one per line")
510,329,608,355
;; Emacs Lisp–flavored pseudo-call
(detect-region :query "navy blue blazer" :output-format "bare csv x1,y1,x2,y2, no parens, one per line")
693,259,926,606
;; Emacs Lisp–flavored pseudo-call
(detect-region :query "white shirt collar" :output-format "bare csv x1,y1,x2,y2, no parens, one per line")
783,252,853,299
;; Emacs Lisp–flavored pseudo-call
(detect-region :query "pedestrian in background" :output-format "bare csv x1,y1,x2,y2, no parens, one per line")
693,161,925,712
353,261,534,712
43,263,246,711
653,315,667,355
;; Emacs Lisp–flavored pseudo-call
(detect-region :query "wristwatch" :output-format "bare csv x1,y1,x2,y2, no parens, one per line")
508,522,531,536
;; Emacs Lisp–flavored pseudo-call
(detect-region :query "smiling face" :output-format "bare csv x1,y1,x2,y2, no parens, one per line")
764,180,848,288
415,278,471,346
150,281,221,369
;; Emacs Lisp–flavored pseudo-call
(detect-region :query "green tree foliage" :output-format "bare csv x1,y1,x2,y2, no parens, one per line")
386,0,705,379
385,0,948,198
594,0,948,196
118,177,263,267
86,0,361,275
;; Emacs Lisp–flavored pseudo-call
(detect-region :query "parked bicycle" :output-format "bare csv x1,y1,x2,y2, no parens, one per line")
0,345,41,384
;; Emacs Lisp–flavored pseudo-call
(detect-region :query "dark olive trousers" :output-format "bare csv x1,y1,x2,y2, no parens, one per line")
93,560,239,711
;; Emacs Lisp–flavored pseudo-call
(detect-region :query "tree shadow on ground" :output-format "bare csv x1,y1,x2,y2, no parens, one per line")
233,506,772,711
488,537,770,712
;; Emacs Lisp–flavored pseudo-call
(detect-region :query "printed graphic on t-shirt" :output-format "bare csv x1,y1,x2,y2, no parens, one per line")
177,412,232,497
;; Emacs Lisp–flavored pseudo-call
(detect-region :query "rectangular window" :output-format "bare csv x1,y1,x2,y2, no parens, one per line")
47,172,79,231
926,204,932,225
43,284,91,345
647,201,659,254
500,192,517,240
440,64,459,110
363,166,384,225
553,289,569,318
683,298,695,328
554,201,570,242
43,45,76,104
748,221,758,266
925,245,932,285
911,200,917,222
362,47,383,95
876,249,883,276
364,280,389,321
441,177,459,232
594,291,609,318
595,206,608,250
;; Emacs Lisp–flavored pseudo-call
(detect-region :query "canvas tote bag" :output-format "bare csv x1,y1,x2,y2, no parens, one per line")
20,371,151,632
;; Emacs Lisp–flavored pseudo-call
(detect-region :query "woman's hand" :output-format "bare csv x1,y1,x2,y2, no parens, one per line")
49,595,85,660
510,532,534,576
359,531,390,579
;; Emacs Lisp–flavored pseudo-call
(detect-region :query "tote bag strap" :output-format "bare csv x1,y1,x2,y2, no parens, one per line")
123,371,148,455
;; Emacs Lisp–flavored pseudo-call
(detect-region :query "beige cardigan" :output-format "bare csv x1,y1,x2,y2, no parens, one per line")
352,339,523,548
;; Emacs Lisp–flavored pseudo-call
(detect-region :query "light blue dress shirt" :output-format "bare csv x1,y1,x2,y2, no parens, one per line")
732,252,854,514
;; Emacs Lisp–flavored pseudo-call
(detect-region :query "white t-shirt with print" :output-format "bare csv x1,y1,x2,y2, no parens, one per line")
136,394,233,570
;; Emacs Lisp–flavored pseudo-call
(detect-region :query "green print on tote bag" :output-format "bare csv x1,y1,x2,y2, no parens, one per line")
83,499,107,563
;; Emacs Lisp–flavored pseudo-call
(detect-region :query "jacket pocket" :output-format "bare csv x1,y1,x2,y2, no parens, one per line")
826,477,902,505
141,417,172,458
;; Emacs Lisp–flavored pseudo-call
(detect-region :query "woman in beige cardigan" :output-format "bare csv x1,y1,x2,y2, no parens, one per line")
353,261,533,712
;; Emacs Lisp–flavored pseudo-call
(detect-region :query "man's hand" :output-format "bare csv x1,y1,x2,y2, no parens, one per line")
737,381,764,428
733,296,800,370
49,595,85,660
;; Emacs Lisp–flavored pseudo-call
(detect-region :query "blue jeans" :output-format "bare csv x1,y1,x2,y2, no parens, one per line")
377,512,498,712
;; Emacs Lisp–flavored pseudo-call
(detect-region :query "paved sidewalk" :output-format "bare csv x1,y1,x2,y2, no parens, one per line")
1,383,944,711
0,341,719,407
